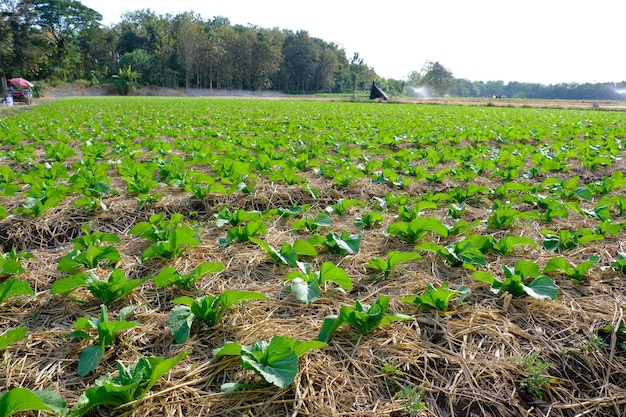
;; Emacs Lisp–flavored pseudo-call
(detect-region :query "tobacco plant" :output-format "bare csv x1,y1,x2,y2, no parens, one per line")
543,255,599,281
402,282,471,312
152,261,226,290
130,212,202,260
0,248,32,277
285,261,352,304
57,224,121,274
68,351,189,416
213,335,325,389
387,217,449,244
169,290,266,343
250,238,317,268
473,261,558,300
365,251,422,278
69,304,138,376
318,295,411,342
51,269,148,304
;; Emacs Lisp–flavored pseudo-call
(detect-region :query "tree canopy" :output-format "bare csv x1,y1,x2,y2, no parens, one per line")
1,1,624,99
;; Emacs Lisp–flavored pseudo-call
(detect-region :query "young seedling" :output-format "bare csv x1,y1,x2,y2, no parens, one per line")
543,255,599,281
169,290,266,343
213,335,325,389
354,211,384,229
57,224,121,274
612,253,626,274
68,351,189,417
318,295,411,342
401,282,471,312
387,217,449,244
250,237,317,268
51,269,148,304
218,221,268,248
473,260,558,300
292,214,334,233
68,304,138,376
364,251,422,278
541,228,604,252
130,212,202,260
152,261,226,290
285,261,352,304
321,231,362,255
416,239,486,268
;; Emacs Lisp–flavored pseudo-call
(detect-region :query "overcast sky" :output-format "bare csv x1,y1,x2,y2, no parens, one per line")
79,0,625,85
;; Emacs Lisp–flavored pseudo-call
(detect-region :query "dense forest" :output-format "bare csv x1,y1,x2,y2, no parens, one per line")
1,0,625,99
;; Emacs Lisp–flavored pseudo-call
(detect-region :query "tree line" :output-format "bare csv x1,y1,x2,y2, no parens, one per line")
1,0,624,99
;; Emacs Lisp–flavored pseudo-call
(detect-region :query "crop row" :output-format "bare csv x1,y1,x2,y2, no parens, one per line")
1,98,626,415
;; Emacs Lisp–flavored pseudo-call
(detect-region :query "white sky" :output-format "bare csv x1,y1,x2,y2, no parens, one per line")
80,0,625,85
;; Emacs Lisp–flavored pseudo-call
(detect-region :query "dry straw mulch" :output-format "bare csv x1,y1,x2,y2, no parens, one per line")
1,165,626,417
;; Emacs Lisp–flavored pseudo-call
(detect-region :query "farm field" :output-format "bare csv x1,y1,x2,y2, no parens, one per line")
1,97,626,417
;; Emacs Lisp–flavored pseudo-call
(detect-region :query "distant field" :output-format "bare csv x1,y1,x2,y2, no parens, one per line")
1,97,625,416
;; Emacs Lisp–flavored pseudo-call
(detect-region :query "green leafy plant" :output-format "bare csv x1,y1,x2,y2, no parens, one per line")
214,207,261,228
68,304,138,376
130,212,202,260
57,224,121,274
364,251,422,278
612,252,626,274
68,351,189,417
401,282,471,312
0,248,33,277
387,217,448,244
321,231,362,255
0,326,28,352
292,214,334,233
219,221,268,248
541,228,604,252
486,203,521,229
514,352,555,400
354,211,384,229
0,388,66,417
152,262,226,290
416,239,486,268
318,295,411,342
326,198,366,216
14,178,68,217
169,290,266,343
250,238,317,268
543,255,599,281
0,279,34,305
51,269,148,304
70,164,116,211
473,261,558,299
213,335,325,389
285,261,352,304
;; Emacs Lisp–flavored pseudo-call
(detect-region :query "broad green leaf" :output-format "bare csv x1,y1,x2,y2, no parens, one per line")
0,279,33,305
543,257,571,275
168,306,194,344
50,273,89,295
0,388,66,417
523,276,559,300
0,327,28,352
319,262,352,291
143,351,190,394
78,344,105,376
289,278,321,305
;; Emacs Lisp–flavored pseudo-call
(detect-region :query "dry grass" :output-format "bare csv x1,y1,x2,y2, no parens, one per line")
1,101,626,417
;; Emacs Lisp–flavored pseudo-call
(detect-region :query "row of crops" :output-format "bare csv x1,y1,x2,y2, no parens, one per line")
1,97,626,416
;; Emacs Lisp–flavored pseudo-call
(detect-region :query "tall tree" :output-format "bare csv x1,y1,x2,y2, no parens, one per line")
421,61,454,96
31,0,102,78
